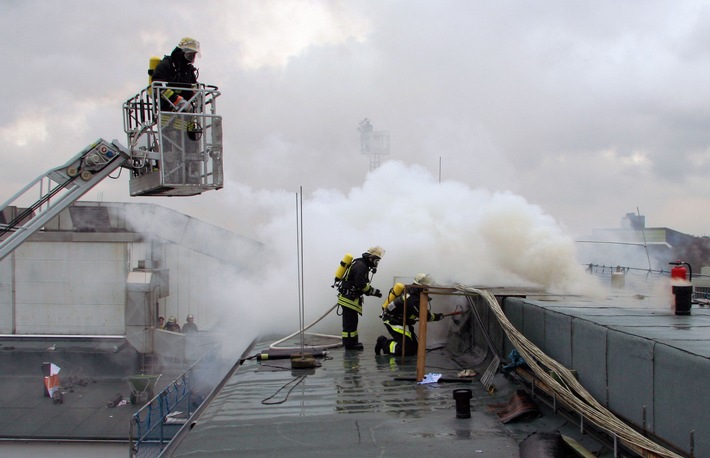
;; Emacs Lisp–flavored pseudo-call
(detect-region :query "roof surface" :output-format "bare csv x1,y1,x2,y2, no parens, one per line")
0,337,183,442
166,335,609,457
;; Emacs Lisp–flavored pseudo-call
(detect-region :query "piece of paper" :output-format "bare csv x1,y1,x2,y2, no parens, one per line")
418,373,442,384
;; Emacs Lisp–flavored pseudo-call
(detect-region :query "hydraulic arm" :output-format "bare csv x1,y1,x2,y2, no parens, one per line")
0,139,130,261
0,81,223,261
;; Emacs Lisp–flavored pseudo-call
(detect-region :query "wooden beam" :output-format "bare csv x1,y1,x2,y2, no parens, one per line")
416,289,429,382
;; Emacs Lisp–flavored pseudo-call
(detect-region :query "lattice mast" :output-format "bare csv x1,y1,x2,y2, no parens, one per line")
358,118,389,171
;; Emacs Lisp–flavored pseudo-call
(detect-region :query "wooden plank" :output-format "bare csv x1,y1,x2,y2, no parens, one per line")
416,289,428,382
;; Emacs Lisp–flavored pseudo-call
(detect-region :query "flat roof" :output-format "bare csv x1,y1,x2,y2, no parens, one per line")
0,337,186,442
166,336,610,457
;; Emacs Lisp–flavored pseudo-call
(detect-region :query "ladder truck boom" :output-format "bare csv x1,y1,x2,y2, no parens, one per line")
0,139,130,262
0,81,223,262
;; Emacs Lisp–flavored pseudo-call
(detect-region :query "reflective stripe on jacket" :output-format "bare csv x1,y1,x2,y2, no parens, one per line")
337,257,374,315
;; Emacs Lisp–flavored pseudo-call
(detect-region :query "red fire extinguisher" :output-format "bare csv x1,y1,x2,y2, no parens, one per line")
669,260,693,316
669,260,692,282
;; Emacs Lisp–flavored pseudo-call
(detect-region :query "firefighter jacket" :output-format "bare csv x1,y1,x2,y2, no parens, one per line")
381,288,440,328
337,257,376,315
152,47,199,111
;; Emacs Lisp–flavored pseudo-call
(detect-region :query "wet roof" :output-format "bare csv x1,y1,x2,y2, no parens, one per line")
162,286,710,458
166,336,610,457
3,288,707,457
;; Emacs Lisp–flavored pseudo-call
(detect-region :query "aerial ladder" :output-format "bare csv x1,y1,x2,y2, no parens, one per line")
0,81,223,262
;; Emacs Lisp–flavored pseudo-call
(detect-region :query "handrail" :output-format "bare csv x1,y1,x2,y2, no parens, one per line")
129,343,220,458
121,82,223,197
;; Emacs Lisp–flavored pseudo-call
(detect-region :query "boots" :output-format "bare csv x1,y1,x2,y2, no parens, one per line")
343,337,364,350
375,336,388,355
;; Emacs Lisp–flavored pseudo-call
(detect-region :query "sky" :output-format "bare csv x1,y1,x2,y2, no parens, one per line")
3,1,710,281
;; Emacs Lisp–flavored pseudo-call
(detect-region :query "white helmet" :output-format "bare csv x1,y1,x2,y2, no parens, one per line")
365,245,385,259
178,37,201,59
413,273,433,286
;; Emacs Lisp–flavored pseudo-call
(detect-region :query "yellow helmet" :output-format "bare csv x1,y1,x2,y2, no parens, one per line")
178,37,201,57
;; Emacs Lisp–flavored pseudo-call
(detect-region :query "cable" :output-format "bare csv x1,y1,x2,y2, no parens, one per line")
261,375,307,405
455,284,683,458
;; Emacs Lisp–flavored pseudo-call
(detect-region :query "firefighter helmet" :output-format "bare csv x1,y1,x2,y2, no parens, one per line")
178,37,201,58
365,245,385,259
413,273,432,286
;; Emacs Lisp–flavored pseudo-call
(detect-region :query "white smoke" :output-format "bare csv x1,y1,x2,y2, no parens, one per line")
203,160,604,353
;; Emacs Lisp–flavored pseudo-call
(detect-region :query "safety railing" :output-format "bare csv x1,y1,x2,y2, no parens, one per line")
129,344,220,458
122,83,223,197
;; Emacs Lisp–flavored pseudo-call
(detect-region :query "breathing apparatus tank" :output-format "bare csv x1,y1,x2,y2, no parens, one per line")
332,253,353,287
382,282,405,309
148,56,161,85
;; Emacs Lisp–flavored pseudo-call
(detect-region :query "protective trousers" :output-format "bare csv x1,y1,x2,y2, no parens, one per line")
383,321,419,356
341,306,361,349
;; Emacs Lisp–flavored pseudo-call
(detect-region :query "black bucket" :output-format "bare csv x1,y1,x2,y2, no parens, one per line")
673,285,693,316
453,388,472,419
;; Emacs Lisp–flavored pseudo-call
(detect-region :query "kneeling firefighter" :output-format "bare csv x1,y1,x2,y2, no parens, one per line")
375,273,444,356
337,246,385,350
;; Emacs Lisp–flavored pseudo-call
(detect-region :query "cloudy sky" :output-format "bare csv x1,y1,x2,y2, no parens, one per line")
3,1,710,263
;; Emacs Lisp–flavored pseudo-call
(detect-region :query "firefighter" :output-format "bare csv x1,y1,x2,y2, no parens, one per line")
152,37,202,184
375,273,444,356
152,37,200,112
165,316,181,332
182,314,199,333
337,246,385,350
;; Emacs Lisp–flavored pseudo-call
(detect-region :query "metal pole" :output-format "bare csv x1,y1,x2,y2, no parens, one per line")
296,188,305,354
401,287,407,364
637,207,652,271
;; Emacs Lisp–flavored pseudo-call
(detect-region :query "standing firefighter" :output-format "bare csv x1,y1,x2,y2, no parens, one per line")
337,246,385,350
151,37,202,184
375,273,444,356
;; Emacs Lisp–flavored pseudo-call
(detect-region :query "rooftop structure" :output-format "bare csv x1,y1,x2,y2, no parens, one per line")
1,205,706,458
358,118,390,171
162,284,707,458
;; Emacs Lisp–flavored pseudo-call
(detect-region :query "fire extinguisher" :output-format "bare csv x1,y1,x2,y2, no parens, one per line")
669,260,693,316
669,260,692,282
